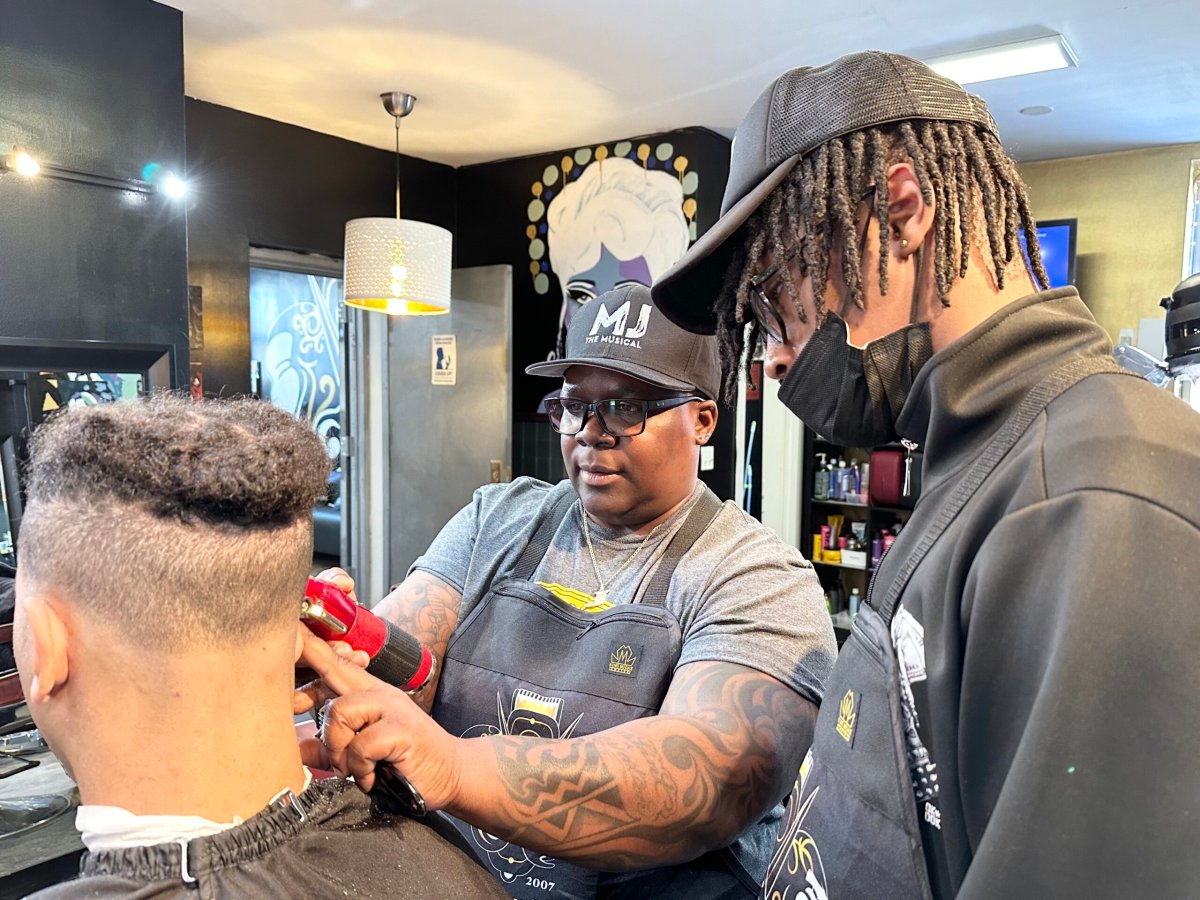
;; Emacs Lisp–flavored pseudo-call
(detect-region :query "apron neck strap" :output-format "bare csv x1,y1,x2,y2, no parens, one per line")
639,488,724,607
511,486,577,581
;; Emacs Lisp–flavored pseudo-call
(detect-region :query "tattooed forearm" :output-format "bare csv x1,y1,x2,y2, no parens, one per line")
371,571,461,712
453,660,817,869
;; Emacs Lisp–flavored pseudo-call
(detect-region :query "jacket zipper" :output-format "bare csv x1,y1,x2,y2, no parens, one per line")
866,541,894,611
901,438,919,497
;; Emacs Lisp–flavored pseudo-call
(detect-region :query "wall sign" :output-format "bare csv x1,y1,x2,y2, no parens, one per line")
432,334,456,386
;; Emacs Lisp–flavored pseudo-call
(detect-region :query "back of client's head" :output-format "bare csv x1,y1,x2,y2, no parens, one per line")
18,395,330,650
15,396,331,794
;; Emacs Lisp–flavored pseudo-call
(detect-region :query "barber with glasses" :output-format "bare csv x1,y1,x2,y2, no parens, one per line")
304,283,836,899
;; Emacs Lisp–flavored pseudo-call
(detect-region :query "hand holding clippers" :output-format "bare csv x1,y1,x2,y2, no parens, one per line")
301,577,436,694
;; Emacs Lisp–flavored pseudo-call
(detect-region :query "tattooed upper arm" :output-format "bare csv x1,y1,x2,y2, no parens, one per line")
371,570,462,712
658,660,818,824
479,660,818,867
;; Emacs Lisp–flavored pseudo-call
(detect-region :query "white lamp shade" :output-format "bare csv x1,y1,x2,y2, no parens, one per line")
344,217,452,315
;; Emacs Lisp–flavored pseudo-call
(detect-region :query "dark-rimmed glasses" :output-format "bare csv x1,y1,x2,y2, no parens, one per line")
748,247,802,345
546,396,702,438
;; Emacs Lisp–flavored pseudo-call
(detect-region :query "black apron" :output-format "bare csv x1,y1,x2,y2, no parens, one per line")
760,359,1130,900
432,486,726,900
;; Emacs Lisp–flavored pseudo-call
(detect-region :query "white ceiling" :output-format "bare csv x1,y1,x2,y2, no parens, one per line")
166,0,1200,168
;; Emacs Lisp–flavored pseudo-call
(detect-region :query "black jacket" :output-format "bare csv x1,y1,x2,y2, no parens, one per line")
877,288,1200,897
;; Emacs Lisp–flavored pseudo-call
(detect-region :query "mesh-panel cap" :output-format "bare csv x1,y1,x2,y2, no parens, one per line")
526,283,721,400
652,50,998,334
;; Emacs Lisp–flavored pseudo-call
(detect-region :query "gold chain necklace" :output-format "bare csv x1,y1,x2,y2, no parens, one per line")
578,504,668,606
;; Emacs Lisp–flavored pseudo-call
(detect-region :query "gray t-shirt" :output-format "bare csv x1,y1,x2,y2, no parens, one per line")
411,477,835,708
411,477,836,884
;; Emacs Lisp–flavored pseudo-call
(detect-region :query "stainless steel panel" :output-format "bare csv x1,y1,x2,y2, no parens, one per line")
385,265,512,584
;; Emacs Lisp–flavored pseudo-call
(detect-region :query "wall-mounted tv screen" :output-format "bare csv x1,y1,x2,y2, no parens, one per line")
1020,218,1077,289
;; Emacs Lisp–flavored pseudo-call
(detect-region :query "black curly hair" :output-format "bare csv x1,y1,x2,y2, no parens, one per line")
19,395,331,647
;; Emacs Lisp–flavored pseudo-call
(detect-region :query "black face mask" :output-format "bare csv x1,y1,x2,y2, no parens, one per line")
776,234,934,446
777,313,932,446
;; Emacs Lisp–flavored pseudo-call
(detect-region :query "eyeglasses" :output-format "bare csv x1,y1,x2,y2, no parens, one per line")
748,185,878,345
546,396,702,437
748,246,802,345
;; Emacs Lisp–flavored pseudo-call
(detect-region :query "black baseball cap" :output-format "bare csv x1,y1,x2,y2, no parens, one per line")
526,283,721,400
652,50,998,334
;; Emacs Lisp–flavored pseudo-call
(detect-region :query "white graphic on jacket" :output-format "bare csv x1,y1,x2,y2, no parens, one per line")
761,750,829,900
891,605,940,804
459,689,585,882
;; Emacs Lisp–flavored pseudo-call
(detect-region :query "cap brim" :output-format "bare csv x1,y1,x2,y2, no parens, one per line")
525,357,696,394
652,155,801,335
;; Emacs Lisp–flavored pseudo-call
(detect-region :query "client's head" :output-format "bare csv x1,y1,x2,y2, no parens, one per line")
13,396,330,797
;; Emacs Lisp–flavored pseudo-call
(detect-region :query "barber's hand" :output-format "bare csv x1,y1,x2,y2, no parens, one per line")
296,626,465,812
293,623,369,716
314,566,359,605
294,567,368,717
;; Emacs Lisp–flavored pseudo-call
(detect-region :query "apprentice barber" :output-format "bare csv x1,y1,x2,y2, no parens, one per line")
308,283,836,900
652,51,1200,899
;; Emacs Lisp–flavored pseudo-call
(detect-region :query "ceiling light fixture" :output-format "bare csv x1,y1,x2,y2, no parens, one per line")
1020,105,1055,116
3,148,41,177
344,92,452,316
926,34,1078,86
161,173,188,198
3,148,188,196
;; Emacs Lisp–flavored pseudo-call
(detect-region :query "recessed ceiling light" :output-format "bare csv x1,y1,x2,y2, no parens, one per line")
926,34,1078,86
1020,105,1055,116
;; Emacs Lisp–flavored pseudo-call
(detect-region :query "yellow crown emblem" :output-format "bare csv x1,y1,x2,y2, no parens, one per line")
835,688,857,743
608,644,637,676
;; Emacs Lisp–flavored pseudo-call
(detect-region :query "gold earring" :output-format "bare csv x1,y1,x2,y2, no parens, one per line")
901,238,909,248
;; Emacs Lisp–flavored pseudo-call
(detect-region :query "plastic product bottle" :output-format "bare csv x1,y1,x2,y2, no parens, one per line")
848,588,862,618
844,461,859,502
814,453,829,500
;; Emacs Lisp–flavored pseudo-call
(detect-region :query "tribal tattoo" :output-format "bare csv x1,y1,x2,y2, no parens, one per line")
474,660,818,868
373,571,462,713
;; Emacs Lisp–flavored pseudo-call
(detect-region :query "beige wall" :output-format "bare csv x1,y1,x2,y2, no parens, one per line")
1019,142,1199,344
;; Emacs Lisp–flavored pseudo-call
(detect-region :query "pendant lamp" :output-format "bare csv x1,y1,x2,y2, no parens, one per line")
344,92,452,315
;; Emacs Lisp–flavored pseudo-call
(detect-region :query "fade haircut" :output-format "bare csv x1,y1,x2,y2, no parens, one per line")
18,396,331,649
713,120,1049,403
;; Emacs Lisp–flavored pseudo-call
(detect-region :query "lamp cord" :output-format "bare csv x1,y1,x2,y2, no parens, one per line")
394,117,402,219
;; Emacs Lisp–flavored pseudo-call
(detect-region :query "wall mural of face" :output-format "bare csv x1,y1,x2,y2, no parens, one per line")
561,244,654,336
525,146,700,362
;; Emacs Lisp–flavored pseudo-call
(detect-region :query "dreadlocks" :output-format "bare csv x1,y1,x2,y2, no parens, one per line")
713,120,1048,403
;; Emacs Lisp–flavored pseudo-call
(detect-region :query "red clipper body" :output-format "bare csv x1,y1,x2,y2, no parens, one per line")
302,577,436,693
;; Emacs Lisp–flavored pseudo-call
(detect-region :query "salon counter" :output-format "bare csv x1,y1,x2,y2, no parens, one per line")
0,748,83,898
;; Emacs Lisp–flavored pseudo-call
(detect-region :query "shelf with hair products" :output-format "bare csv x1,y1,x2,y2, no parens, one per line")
801,429,922,645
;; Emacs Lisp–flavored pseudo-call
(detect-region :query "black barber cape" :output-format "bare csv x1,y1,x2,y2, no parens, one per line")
26,777,509,899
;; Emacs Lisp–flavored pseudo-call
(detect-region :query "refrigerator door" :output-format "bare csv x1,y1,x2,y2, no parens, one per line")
344,264,513,603
385,265,512,581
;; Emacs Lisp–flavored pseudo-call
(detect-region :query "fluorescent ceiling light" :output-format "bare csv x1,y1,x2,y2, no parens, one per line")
926,34,1078,86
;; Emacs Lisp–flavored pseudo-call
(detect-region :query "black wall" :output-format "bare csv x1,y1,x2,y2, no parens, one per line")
457,128,731,416
185,99,457,396
0,0,188,384
456,128,737,496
